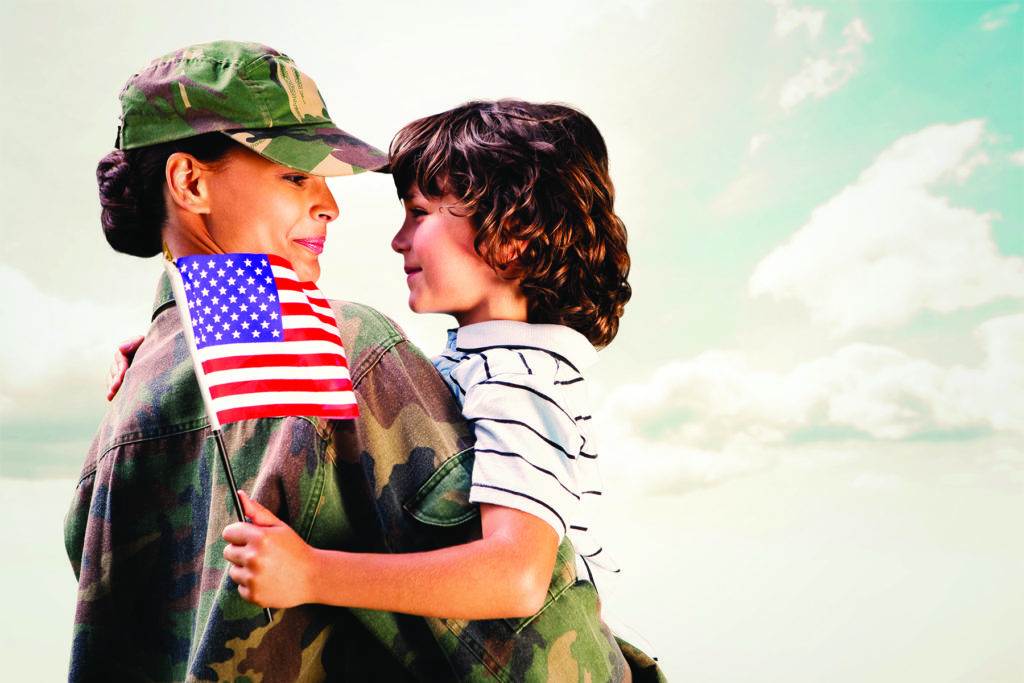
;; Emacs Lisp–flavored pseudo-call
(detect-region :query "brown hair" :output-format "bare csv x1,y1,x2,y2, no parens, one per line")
96,133,235,257
389,100,631,348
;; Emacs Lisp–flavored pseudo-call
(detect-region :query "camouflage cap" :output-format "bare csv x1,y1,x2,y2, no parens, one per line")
116,41,387,176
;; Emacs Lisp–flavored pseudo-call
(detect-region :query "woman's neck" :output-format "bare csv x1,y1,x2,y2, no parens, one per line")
162,215,223,259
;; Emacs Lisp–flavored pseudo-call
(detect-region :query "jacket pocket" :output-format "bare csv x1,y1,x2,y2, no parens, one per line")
402,446,479,527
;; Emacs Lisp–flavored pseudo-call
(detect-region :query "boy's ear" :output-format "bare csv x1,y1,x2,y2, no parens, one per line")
493,239,528,278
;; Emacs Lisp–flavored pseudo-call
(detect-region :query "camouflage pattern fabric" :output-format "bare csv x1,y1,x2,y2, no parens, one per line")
116,41,387,176
64,274,666,681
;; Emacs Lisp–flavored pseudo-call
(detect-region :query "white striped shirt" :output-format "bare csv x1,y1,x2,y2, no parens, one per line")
432,320,620,591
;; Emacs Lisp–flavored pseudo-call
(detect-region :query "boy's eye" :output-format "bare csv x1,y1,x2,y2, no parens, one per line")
284,174,309,185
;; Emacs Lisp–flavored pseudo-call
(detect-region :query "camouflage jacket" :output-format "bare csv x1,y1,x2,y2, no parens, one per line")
64,275,664,682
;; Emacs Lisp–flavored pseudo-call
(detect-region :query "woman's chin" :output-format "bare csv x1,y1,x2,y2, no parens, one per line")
291,260,320,284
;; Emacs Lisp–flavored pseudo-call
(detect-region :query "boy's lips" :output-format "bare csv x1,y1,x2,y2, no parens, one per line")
294,237,325,255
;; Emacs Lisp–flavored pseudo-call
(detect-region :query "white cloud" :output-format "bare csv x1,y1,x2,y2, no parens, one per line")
0,265,138,420
595,433,775,496
849,471,901,490
707,134,773,216
779,18,872,110
595,314,1024,491
838,17,871,53
709,169,770,217
749,120,1024,333
748,133,770,156
953,151,990,183
1011,149,1024,166
767,0,825,39
979,2,1020,30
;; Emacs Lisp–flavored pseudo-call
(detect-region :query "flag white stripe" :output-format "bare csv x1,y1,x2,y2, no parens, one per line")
196,340,345,361
211,390,357,411
205,365,352,384
276,289,333,315
271,264,300,280
272,266,329,298
281,315,343,335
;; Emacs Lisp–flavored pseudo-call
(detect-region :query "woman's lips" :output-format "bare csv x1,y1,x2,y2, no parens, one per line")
294,237,325,255
404,266,422,284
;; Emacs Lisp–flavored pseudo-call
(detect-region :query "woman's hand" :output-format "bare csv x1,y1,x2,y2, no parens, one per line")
222,491,316,609
106,335,145,401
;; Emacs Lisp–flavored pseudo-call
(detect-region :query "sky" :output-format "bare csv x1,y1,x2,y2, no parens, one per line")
1,1,1022,680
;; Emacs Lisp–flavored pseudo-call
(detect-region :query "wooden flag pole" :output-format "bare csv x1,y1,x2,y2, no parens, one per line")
212,429,273,626
164,255,273,626
213,430,247,524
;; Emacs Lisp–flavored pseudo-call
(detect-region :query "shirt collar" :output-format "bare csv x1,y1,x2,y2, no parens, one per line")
450,320,598,370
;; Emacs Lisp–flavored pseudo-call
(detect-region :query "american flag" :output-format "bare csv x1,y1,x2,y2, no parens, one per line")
168,253,358,426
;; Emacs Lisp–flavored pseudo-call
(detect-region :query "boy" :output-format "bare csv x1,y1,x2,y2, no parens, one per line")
222,100,661,680
388,100,630,595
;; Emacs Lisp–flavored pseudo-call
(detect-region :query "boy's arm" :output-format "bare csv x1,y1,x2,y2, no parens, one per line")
223,495,559,619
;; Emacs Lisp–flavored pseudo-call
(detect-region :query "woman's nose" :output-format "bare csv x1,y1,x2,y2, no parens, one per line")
311,179,340,222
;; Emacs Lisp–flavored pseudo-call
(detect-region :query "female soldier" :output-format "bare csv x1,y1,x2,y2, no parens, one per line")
66,40,471,681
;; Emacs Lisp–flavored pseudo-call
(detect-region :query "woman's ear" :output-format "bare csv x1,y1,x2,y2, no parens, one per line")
165,152,212,215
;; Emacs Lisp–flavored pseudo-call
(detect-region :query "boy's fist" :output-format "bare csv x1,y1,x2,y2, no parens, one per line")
222,491,316,608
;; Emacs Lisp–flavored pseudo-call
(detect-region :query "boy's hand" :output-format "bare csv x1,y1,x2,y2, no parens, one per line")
222,490,315,609
106,335,145,401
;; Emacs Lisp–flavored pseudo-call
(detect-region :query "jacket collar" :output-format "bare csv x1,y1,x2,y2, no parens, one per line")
151,272,176,321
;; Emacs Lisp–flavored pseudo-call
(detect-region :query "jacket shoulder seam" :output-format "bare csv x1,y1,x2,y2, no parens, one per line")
333,300,406,387
80,418,211,483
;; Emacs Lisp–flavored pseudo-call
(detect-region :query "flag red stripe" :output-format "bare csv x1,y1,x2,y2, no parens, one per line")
274,278,311,292
274,278,330,308
284,328,343,344
216,403,360,423
267,255,322,287
201,353,348,373
280,302,337,326
208,377,354,398
306,293,330,309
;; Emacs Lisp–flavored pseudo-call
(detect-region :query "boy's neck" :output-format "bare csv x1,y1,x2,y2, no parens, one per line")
454,291,529,327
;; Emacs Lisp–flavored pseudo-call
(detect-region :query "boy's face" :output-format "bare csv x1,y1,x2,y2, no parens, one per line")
391,187,527,325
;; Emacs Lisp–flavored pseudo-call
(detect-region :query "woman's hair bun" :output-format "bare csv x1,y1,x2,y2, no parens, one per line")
96,149,161,257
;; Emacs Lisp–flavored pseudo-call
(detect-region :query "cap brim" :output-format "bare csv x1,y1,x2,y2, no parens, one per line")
224,123,389,177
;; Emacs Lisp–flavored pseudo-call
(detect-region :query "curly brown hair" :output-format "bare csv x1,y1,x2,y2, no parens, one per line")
389,100,631,348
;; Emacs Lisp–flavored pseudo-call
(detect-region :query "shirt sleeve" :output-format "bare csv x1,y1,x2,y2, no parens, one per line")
457,362,582,540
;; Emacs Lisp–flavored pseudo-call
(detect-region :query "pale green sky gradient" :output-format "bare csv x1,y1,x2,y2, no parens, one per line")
1,1,1022,679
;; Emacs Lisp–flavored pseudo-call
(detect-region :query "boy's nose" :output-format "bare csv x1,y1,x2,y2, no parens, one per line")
391,222,410,253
